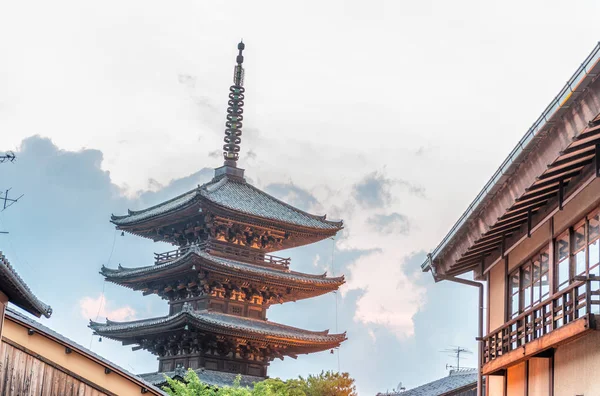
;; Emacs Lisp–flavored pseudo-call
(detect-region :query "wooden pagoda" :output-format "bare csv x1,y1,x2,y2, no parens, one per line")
90,42,346,381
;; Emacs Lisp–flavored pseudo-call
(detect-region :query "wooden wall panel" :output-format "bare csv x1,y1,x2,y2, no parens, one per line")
0,341,108,396
506,362,526,396
528,358,550,396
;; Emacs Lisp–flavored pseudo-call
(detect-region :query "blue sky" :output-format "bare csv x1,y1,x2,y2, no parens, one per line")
2,1,600,394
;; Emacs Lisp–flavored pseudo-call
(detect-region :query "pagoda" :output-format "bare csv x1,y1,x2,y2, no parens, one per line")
90,42,346,382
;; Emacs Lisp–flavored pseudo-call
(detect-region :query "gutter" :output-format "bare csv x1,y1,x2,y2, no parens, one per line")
429,265,484,396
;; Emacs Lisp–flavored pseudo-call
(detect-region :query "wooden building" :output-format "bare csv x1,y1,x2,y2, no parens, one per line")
422,43,600,396
0,252,164,395
90,42,346,387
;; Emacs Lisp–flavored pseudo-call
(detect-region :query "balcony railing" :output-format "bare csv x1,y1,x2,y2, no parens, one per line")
483,277,599,367
154,242,290,269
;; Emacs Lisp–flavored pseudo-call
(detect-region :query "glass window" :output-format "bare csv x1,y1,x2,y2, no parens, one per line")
509,271,520,319
540,250,550,300
589,213,600,277
556,232,570,291
574,223,586,276
522,263,532,311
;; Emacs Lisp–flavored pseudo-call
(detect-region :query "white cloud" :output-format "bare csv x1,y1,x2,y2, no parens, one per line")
79,294,136,322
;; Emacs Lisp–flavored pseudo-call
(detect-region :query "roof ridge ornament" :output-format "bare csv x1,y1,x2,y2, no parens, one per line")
215,41,246,180
222,40,245,168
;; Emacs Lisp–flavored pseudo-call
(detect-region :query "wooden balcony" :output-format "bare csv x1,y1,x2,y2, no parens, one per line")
154,242,291,269
482,278,599,375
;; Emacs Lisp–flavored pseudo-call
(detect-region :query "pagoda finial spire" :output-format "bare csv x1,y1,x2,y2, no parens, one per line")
222,40,245,167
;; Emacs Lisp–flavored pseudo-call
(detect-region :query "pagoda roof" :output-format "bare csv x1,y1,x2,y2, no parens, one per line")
89,308,346,348
0,252,52,318
111,176,342,231
140,366,263,388
101,247,343,291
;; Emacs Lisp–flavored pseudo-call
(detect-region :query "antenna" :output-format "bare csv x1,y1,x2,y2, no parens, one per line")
440,346,472,370
1,188,24,212
0,151,16,163
0,151,24,234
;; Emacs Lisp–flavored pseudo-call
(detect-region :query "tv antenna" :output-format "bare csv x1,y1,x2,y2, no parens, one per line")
393,382,406,393
1,188,23,212
441,346,472,370
0,151,16,164
0,151,24,234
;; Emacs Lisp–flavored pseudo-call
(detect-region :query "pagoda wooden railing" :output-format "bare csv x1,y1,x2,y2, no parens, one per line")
483,277,600,366
154,242,290,269
154,244,202,264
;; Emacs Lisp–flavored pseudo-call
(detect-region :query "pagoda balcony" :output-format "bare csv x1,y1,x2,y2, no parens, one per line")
482,277,599,375
154,242,291,269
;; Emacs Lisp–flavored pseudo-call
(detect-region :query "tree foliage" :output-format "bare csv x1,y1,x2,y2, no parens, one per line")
163,369,357,396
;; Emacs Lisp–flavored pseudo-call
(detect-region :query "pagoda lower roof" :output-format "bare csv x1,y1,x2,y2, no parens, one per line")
111,175,342,231
140,367,263,388
89,308,346,348
101,246,344,289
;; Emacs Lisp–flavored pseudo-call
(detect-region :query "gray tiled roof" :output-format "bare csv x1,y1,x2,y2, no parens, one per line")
101,246,344,286
90,308,346,344
378,369,477,396
0,252,52,318
112,176,342,230
140,367,263,388
5,308,166,395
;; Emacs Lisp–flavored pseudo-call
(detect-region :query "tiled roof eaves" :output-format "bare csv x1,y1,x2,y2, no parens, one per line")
101,249,344,288
111,189,200,226
140,367,263,388
89,310,346,345
200,178,342,229
0,253,52,318
110,177,343,231
5,308,165,395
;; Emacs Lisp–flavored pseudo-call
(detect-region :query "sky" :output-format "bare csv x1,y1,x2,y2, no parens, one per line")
1,1,600,394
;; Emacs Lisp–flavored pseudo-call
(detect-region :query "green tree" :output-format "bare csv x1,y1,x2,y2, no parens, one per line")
163,370,357,396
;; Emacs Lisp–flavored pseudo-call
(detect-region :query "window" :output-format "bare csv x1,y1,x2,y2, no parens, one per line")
508,247,550,319
588,212,600,277
555,212,600,290
556,231,570,291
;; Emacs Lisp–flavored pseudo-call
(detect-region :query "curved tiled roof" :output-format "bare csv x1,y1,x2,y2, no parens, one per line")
89,308,346,345
111,176,342,230
101,247,344,287
140,367,263,388
0,252,52,318
377,369,477,396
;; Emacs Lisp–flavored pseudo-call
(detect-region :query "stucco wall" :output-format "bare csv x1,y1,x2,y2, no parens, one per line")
489,261,505,332
554,331,600,396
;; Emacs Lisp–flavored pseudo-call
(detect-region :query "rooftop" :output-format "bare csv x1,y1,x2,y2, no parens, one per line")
90,306,346,346
5,308,165,395
112,176,342,231
423,42,600,278
140,366,264,388
0,252,52,318
101,245,344,288
377,368,477,396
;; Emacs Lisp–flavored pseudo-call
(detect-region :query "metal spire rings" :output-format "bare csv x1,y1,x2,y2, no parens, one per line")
223,41,245,166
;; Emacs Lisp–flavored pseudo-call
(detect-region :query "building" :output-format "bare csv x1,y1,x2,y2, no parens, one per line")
422,43,600,396
90,42,347,387
0,252,164,395
377,368,478,396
